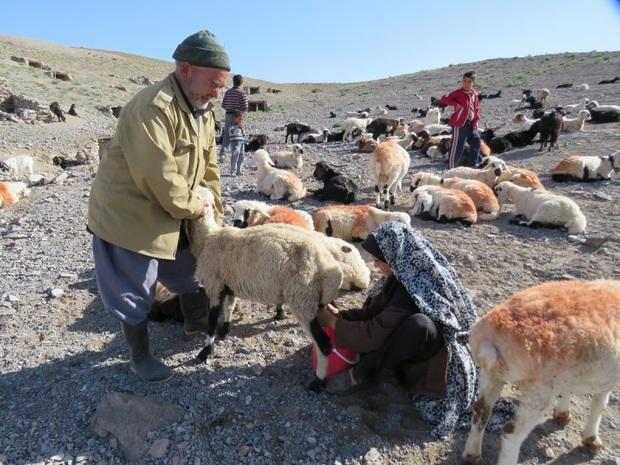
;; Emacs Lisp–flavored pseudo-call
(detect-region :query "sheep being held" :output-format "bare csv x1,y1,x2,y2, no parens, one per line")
494,181,587,234
190,189,342,392
463,279,620,465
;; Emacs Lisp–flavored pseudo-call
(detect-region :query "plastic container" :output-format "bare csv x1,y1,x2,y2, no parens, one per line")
312,327,359,377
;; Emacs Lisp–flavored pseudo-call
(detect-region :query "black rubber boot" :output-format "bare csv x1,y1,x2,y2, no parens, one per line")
120,320,174,383
180,288,211,336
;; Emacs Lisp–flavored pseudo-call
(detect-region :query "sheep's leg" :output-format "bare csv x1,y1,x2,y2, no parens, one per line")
307,316,331,393
496,386,554,465
462,369,505,465
374,184,382,209
381,184,390,210
581,391,611,453
217,294,237,339
196,289,226,361
553,392,572,426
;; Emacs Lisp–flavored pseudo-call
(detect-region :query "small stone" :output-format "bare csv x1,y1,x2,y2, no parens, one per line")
48,288,64,298
147,438,169,459
544,447,556,459
365,447,381,462
238,445,250,457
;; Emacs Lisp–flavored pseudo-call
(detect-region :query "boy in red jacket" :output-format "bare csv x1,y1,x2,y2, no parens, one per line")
440,71,482,168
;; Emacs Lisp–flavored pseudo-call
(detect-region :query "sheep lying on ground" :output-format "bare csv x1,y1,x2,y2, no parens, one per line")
463,279,620,465
562,109,591,132
271,143,304,169
355,133,379,153
563,97,589,114
442,159,509,188
231,199,313,230
511,112,538,131
244,134,269,153
410,173,500,220
369,140,411,209
479,156,545,190
311,161,359,204
312,204,410,242
254,149,307,201
0,181,31,208
410,185,477,226
0,155,35,180
551,150,620,182
190,188,342,392
494,181,587,234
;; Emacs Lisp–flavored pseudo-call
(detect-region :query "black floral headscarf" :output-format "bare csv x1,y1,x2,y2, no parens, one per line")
368,221,513,439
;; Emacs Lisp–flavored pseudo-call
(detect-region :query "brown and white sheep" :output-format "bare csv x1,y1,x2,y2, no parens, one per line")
463,279,620,465
312,204,410,242
0,181,31,208
271,143,304,169
410,185,478,226
369,140,411,209
480,156,545,190
254,149,307,201
231,200,313,230
551,150,620,182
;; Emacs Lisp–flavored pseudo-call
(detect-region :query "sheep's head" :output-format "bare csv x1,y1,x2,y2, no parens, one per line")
493,181,513,203
0,161,9,172
292,144,304,156
609,150,620,172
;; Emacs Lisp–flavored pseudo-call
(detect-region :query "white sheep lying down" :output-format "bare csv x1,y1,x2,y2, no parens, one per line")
271,143,304,169
190,187,342,391
494,181,587,234
0,181,31,208
463,279,620,465
442,159,509,188
254,149,307,201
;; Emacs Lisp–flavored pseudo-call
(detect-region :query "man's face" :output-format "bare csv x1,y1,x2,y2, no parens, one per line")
185,65,229,110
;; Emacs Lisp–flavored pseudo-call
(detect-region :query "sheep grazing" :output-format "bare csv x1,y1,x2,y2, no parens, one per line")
410,185,478,226
0,155,35,180
341,117,373,141
442,158,509,188
244,134,269,152
598,76,620,84
312,204,410,242
232,200,313,230
284,122,311,143
311,161,359,204
271,143,304,169
366,117,401,140
463,279,620,465
0,181,30,208
49,102,66,122
368,140,412,209
537,110,563,151
562,109,591,132
189,192,342,392
494,181,587,234
551,150,620,182
254,149,307,201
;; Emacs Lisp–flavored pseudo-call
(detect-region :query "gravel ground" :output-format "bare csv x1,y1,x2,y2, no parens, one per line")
1,37,620,464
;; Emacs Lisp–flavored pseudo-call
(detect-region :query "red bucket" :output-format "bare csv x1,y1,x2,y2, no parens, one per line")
312,327,359,377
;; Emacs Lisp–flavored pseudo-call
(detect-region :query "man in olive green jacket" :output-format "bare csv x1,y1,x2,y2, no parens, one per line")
88,30,230,383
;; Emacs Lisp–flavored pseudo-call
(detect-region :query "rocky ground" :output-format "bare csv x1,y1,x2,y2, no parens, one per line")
1,36,620,464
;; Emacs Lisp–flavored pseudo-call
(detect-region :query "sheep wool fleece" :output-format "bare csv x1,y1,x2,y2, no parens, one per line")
367,221,514,438
88,73,223,260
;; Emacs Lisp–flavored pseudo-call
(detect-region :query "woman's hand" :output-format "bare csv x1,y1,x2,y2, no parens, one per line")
325,303,340,316
317,307,338,329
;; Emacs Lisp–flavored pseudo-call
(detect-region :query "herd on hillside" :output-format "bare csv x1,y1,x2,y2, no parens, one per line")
2,78,620,465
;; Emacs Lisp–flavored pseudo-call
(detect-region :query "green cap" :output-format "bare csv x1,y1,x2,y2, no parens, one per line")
172,30,231,71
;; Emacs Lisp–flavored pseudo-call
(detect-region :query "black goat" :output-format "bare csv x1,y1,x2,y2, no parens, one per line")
556,83,573,89
311,161,359,204
326,129,345,142
430,97,448,109
598,77,620,85
244,134,269,152
385,104,398,110
538,110,563,152
520,95,544,110
366,117,399,140
53,156,85,169
285,122,311,143
587,108,620,123
49,102,66,122
486,90,502,99
68,104,80,118
329,111,337,118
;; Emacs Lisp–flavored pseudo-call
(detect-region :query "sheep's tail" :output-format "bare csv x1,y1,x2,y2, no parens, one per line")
475,341,499,371
566,212,587,235
477,210,500,221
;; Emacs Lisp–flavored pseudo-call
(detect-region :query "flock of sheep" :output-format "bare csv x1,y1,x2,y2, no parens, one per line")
2,78,620,465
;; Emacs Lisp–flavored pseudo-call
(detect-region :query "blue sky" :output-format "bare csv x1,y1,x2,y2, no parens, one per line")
2,0,620,84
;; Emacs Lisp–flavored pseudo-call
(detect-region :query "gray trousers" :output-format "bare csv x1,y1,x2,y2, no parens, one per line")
92,233,201,325
218,113,235,157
